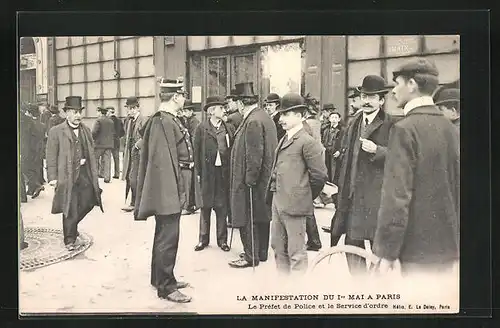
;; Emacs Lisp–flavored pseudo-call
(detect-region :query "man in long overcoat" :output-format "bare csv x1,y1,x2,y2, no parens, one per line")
228,82,278,269
373,58,460,276
92,107,115,183
330,75,394,275
25,104,46,198
133,77,192,304
121,97,148,212
46,96,103,251
107,106,125,179
193,96,234,252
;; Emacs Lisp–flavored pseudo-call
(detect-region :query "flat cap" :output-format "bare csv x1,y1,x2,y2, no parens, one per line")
392,58,439,82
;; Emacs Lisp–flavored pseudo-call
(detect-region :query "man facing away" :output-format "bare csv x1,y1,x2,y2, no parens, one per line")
92,107,115,183
107,106,125,179
121,97,147,212
193,96,234,252
372,58,460,277
266,93,327,275
25,104,46,199
46,96,103,251
228,82,278,269
133,77,191,303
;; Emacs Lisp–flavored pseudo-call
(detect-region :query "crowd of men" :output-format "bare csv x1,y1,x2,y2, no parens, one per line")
19,56,460,304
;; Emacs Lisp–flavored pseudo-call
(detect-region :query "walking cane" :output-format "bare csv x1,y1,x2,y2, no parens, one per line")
249,186,256,273
229,220,234,250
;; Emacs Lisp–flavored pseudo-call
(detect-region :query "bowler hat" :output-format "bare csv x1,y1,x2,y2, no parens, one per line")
125,96,139,108
277,93,308,114
203,96,226,111
97,106,108,113
264,93,280,104
62,96,85,111
434,88,460,106
347,87,361,99
184,99,195,110
322,103,336,111
392,58,439,82
359,75,389,95
158,77,187,95
235,82,257,98
48,105,59,114
225,89,240,101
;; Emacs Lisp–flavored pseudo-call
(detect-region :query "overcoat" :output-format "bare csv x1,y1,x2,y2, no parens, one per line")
110,115,125,149
134,111,186,220
46,122,103,217
226,111,243,130
122,114,148,181
29,119,46,172
92,116,115,149
193,119,235,208
229,107,277,228
372,106,460,265
331,109,393,240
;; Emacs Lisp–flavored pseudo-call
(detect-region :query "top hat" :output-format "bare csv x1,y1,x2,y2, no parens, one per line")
264,93,280,104
225,89,240,101
203,96,226,111
125,96,139,108
48,105,59,114
359,75,389,95
235,82,257,98
62,96,85,111
277,93,308,114
158,77,187,95
97,106,109,113
392,58,439,82
183,99,195,110
322,103,336,111
434,88,460,106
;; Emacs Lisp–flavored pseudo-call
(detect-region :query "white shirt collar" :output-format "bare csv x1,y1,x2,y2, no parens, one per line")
210,118,222,129
243,104,258,119
67,120,79,129
403,96,435,116
286,124,303,140
133,112,140,121
363,108,380,125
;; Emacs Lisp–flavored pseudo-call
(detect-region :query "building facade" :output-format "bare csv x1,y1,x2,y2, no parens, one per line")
24,35,459,124
19,37,51,106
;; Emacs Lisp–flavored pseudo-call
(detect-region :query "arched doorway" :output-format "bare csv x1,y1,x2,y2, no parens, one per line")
20,37,37,105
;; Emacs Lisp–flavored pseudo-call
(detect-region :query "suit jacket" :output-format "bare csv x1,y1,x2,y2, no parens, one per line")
332,109,394,240
229,107,277,228
266,128,327,216
372,106,460,265
92,116,115,149
110,115,125,149
122,114,148,180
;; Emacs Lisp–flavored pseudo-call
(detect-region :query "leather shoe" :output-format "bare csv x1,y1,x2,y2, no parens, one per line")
220,244,230,252
31,186,45,199
113,176,119,179
194,243,208,251
176,281,190,289
229,258,257,268
307,245,321,251
161,290,192,303
321,226,332,233
122,205,134,212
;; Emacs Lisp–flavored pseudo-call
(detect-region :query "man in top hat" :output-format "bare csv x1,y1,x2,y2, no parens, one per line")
92,106,115,183
46,96,103,251
266,93,328,275
193,95,234,252
224,89,243,129
264,93,285,141
347,88,363,116
121,96,147,212
372,58,459,276
434,88,460,135
228,82,278,269
133,77,192,303
23,103,46,198
106,106,125,179
330,74,394,275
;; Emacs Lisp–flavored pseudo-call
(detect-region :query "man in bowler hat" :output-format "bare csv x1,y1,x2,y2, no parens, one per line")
46,96,103,251
330,75,394,275
106,106,125,179
134,77,192,303
224,89,244,129
434,88,460,135
266,93,327,274
228,82,278,268
264,93,285,141
193,95,234,252
372,58,459,276
92,107,115,183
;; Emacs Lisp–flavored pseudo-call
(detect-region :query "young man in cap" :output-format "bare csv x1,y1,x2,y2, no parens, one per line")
434,88,460,135
133,77,192,303
228,82,278,269
121,97,147,212
264,93,285,141
106,106,125,179
92,107,115,183
224,89,243,129
46,96,103,251
330,75,394,275
193,96,234,252
373,58,459,277
267,92,328,274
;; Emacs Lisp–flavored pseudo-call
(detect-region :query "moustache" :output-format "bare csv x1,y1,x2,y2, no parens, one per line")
362,104,372,108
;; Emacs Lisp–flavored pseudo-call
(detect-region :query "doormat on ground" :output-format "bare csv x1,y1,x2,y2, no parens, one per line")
20,227,92,271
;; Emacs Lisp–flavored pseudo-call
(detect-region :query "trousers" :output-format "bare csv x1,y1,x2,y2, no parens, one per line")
127,149,140,205
239,219,270,265
151,213,181,296
306,215,322,248
95,148,112,181
199,207,228,246
111,148,120,178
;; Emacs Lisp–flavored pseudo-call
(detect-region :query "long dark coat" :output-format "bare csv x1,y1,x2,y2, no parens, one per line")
331,110,393,240
372,106,460,265
46,123,103,217
134,111,185,220
92,116,115,149
110,115,125,149
194,119,235,208
29,119,46,173
181,115,202,207
122,114,148,181
19,114,33,173
229,107,277,228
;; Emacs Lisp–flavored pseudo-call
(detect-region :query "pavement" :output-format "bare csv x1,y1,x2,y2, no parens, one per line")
19,163,350,315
